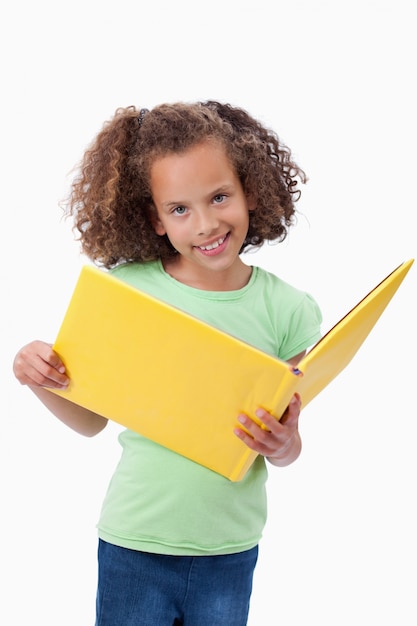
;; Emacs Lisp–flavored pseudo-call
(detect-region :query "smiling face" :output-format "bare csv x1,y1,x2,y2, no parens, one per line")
150,140,255,290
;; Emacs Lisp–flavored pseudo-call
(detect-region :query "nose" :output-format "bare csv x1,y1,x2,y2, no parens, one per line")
195,208,220,236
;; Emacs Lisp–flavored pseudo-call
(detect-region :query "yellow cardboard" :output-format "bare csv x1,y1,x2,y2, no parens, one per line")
49,259,413,481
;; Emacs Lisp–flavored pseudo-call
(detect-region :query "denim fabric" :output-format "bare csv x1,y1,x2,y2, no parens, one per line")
95,539,258,625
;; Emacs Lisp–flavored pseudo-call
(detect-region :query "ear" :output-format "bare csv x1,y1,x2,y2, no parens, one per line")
246,194,256,212
153,219,167,236
149,209,167,236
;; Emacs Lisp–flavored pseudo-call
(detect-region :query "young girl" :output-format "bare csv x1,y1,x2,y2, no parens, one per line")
13,101,322,625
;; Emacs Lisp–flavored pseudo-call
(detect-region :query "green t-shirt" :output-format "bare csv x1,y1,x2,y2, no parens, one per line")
97,260,322,556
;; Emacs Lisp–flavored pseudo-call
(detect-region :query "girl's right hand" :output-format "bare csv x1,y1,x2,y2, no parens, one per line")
13,340,69,390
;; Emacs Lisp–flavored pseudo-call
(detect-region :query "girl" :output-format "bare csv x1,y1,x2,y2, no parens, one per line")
13,101,322,625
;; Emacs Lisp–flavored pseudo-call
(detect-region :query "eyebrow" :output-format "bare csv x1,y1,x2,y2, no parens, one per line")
160,184,236,210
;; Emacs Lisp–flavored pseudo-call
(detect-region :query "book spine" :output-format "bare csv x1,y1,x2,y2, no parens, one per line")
269,368,301,420
228,450,258,482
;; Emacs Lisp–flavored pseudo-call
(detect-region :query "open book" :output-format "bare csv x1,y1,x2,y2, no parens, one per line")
49,259,413,481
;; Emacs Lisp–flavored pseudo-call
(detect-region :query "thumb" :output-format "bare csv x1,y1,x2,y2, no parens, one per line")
281,393,301,425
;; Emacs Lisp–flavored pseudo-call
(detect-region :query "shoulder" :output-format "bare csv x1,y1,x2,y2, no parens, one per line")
254,266,320,311
110,260,162,287
252,266,323,359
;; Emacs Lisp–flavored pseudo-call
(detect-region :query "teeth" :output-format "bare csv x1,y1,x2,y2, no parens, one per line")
199,236,225,251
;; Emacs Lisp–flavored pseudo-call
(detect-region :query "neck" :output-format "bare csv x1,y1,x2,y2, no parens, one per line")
162,258,252,291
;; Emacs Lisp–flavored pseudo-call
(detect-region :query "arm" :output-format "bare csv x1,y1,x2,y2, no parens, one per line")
233,351,305,467
13,340,108,437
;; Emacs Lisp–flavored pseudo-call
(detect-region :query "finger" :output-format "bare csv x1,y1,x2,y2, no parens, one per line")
253,408,281,433
235,413,279,453
16,359,69,388
14,342,69,388
35,342,67,374
32,354,70,388
280,394,301,426
236,412,271,438
234,421,282,457
233,425,260,451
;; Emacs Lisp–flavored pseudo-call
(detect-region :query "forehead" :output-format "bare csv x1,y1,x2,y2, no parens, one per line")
150,141,238,197
151,139,231,169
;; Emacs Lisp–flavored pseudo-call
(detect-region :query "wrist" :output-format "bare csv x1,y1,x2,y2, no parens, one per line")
267,432,302,467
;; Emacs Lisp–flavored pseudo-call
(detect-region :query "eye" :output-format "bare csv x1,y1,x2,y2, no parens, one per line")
173,206,187,215
213,194,226,204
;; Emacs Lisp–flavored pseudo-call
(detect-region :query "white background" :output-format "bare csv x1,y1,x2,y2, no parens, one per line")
2,0,416,624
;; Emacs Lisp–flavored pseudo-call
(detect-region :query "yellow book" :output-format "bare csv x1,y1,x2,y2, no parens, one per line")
49,259,414,481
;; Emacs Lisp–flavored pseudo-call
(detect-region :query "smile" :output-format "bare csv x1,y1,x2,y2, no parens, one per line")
197,235,227,251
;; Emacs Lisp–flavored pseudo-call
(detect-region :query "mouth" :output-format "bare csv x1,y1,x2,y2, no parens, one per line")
195,233,230,253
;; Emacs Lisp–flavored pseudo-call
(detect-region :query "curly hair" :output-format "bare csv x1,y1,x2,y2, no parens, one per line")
64,101,307,268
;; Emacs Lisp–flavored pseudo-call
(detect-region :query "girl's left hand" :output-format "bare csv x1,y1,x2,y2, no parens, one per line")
234,393,302,467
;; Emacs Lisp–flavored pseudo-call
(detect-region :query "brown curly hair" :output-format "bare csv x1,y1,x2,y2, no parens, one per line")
64,101,307,268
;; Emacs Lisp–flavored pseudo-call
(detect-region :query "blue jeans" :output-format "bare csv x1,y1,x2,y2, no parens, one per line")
95,539,258,625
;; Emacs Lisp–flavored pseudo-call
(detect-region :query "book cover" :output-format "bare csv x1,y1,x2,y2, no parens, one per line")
48,259,413,481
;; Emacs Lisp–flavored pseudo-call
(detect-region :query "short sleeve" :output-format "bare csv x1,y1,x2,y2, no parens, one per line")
278,292,322,361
